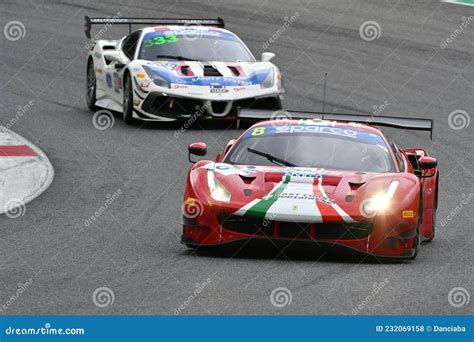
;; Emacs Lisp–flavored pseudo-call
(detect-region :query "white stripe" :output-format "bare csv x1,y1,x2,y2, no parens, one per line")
265,182,323,223
211,62,234,77
317,181,356,223
187,62,204,76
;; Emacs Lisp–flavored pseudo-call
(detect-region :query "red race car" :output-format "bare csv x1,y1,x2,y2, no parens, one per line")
181,109,438,260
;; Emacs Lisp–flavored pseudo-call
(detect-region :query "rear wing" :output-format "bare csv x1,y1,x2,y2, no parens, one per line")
237,108,434,139
84,16,225,38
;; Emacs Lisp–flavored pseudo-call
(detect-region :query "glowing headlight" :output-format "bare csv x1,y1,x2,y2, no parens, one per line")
363,180,399,215
207,170,231,203
260,69,275,89
143,65,170,88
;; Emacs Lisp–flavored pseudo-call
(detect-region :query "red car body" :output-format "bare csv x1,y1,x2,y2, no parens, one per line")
182,117,438,260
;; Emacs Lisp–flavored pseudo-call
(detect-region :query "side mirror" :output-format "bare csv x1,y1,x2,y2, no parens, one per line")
103,51,127,67
418,156,437,170
188,142,207,163
261,52,276,62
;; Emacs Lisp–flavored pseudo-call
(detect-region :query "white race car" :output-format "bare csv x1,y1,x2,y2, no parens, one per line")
85,17,284,124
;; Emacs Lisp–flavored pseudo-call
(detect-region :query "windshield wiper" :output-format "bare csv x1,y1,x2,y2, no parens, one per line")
155,55,198,61
247,148,296,167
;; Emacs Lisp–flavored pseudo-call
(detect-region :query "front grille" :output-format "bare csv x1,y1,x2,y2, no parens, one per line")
211,101,228,114
141,93,203,117
233,97,281,110
218,214,372,240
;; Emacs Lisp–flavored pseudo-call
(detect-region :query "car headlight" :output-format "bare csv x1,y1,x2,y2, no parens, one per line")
207,170,231,203
260,69,275,89
143,65,170,88
362,180,399,216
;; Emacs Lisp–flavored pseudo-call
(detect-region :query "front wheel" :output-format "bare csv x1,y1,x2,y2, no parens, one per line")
122,74,136,125
410,193,423,259
86,59,98,110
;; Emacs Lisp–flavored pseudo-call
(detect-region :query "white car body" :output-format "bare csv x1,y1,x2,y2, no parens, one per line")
86,24,284,122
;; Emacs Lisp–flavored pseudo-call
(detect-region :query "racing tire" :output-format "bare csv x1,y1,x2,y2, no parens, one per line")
410,191,423,259
122,73,137,125
86,59,98,111
425,175,438,242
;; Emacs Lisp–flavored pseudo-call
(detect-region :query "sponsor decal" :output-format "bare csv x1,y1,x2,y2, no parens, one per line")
143,35,178,47
152,61,179,70
172,84,188,89
201,163,257,176
267,192,334,205
243,124,387,147
233,86,246,92
139,80,151,88
113,72,122,93
143,30,238,41
275,125,358,137
284,169,340,178
402,210,415,218
105,73,113,88
146,66,271,87
210,84,228,93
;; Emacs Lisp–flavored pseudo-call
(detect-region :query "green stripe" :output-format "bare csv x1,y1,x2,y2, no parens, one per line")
443,0,474,5
244,177,290,219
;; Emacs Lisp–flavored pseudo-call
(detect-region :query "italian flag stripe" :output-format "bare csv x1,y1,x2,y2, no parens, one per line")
243,176,290,219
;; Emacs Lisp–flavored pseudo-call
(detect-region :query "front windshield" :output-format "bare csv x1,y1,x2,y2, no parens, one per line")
138,29,255,62
224,123,395,173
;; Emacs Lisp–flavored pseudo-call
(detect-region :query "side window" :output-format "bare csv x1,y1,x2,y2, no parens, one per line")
387,138,405,172
122,31,141,60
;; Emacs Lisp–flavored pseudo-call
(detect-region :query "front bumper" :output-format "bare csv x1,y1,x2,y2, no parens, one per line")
181,213,418,259
133,92,282,121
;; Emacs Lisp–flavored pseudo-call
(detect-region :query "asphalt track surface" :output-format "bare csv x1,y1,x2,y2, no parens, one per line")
1,0,473,315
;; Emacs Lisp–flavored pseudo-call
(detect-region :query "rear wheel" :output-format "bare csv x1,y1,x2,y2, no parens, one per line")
122,73,136,124
86,59,98,110
425,179,438,242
